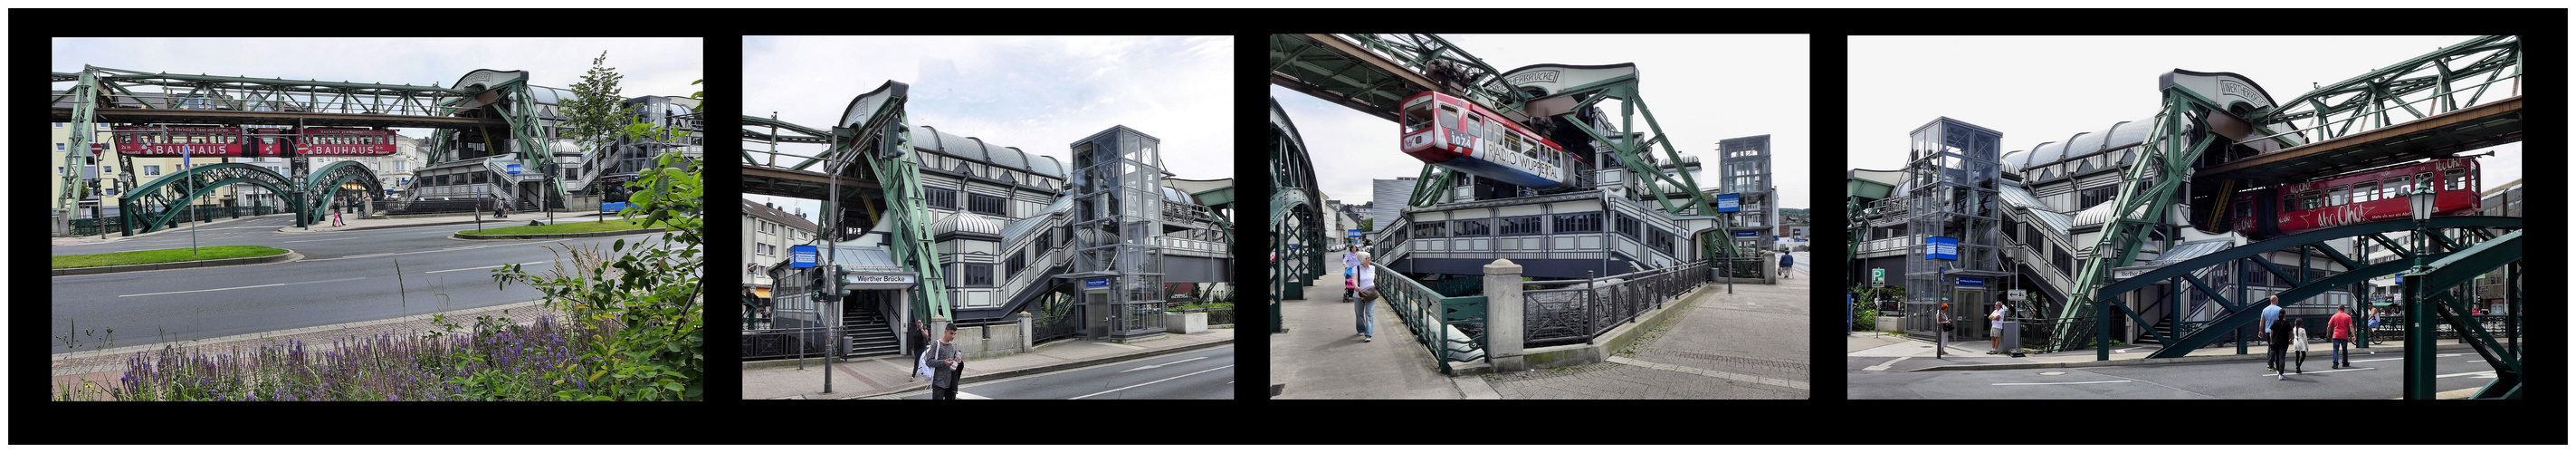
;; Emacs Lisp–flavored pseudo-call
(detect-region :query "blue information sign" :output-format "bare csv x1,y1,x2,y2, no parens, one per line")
1926,236,1959,260
1957,277,1985,287
788,245,818,268
1733,230,1759,237
504,163,524,175
1084,277,1111,290
1349,229,1364,238
1715,193,1741,213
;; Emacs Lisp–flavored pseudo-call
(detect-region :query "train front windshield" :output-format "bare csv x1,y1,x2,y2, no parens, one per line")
1403,101,1435,133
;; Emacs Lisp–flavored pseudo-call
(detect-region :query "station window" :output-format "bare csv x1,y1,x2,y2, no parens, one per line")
962,263,993,287
924,187,959,210
968,193,1007,217
1412,221,1445,238
1452,218,1489,236
1553,212,1602,234
1616,213,1640,240
1496,216,1544,236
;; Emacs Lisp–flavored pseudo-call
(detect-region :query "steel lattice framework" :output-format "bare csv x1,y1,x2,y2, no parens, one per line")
2052,35,2524,354
1269,97,1327,333
51,65,549,222
119,162,307,235
831,82,951,323
304,160,386,226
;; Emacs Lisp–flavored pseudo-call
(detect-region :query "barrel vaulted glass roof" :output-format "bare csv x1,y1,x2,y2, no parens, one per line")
912,125,1066,180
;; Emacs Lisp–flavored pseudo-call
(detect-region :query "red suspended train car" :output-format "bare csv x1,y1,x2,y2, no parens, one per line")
107,126,396,158
1397,91,1580,190
2228,157,2481,239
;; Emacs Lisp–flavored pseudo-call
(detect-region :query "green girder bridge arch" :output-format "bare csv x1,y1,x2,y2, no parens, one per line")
114,160,386,236
303,160,386,226
1269,97,1327,333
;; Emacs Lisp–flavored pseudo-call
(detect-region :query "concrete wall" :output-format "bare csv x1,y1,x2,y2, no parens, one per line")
949,313,1033,361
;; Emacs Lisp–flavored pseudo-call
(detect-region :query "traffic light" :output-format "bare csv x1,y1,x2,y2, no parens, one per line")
834,267,858,298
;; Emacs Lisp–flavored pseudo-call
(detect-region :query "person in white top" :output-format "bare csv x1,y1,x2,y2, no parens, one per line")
1342,244,1362,303
1989,304,2010,353
1354,251,1378,342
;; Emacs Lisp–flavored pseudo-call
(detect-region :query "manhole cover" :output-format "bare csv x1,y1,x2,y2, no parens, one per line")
2038,371,2066,376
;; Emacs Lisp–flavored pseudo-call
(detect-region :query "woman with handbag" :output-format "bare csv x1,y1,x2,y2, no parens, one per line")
1354,251,1379,342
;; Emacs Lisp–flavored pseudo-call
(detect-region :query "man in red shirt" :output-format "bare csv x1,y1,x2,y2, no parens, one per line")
2328,305,2355,369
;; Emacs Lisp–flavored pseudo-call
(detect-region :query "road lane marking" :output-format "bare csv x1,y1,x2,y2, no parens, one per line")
425,262,545,274
959,392,992,400
1863,357,1908,371
117,276,367,297
1607,356,1808,390
1993,381,2131,386
1069,364,1234,400
1121,356,1208,372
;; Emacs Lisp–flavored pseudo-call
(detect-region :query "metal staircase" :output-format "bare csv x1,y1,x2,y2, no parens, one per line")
843,301,903,359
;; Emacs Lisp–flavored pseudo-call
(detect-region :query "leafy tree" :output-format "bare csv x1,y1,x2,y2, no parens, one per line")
490,79,701,401
560,51,629,155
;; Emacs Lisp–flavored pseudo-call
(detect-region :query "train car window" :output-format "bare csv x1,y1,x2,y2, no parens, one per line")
2327,186,2347,207
2414,172,2433,194
2444,169,2467,191
1437,104,1460,130
2351,181,2375,203
1464,115,1483,140
2236,197,2253,218
1403,102,1434,132
2380,178,2406,200
2300,191,2322,210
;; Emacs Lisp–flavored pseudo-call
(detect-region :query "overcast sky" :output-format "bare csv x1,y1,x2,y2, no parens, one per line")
52,37,705,141
1274,34,1812,210
742,36,1234,221
1847,35,2523,195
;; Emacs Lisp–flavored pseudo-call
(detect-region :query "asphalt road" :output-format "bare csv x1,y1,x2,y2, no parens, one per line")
1847,350,2510,399
50,214,682,353
903,344,1236,400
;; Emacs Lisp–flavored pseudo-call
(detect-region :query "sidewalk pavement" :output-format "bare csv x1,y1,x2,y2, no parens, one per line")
51,214,270,246
1847,331,2487,372
281,211,613,234
1269,250,1484,399
1480,263,1811,399
741,328,1235,400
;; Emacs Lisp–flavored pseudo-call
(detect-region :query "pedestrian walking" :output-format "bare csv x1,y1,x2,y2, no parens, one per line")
1353,251,1379,342
1988,303,2009,354
2269,304,2294,381
2329,306,2355,369
2290,323,2311,374
928,324,964,400
330,206,345,226
1341,244,1361,303
2261,296,2285,372
1778,252,1794,279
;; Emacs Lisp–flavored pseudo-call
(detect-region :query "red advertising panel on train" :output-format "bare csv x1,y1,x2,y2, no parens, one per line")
111,126,244,157
295,129,397,156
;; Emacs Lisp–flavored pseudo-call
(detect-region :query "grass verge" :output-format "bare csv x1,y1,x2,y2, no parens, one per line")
52,246,290,269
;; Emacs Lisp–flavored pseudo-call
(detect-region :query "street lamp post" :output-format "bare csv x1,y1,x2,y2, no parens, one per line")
2402,185,2437,400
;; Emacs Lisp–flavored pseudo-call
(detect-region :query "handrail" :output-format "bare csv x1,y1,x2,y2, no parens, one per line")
1373,264,1487,374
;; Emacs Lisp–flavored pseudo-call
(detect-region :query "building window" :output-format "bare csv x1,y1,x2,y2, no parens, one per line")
1616,213,1640,240
1006,252,1026,278
2078,186,2118,209
757,243,774,256
968,193,1007,217
1411,221,1445,238
1452,218,1489,236
143,165,161,177
1495,216,1544,236
962,263,993,287
924,187,958,210
1553,212,1602,234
